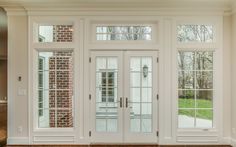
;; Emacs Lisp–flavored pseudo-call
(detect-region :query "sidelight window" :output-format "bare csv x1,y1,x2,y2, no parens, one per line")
37,51,74,128
178,51,213,128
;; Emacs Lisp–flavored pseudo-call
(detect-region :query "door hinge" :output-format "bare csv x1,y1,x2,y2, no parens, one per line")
157,94,159,100
89,94,91,100
89,131,91,137
89,57,91,63
157,57,159,63
156,131,159,137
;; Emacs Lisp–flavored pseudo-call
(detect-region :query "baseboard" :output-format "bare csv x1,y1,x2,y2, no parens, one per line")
232,138,236,147
7,137,29,145
222,137,232,144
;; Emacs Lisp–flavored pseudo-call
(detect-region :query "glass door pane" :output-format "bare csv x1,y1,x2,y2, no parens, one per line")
130,57,152,133
96,57,118,132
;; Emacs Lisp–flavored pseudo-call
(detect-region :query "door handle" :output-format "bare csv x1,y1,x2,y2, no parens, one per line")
126,97,128,108
119,97,123,108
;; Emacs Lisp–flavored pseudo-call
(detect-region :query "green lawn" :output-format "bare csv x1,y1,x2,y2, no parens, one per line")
179,98,213,120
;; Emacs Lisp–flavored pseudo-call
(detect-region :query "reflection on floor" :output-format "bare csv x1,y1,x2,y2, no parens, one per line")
0,103,7,147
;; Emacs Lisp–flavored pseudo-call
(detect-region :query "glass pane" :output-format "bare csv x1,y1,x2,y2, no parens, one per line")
131,103,141,115
177,25,213,43
142,72,152,87
107,58,118,69
56,71,70,89
131,88,141,102
56,57,73,70
130,103,141,132
178,90,195,108
38,52,54,70
107,119,117,132
178,51,194,70
57,90,72,108
130,58,141,71
142,88,152,102
39,25,73,42
95,57,118,132
131,118,141,132
96,119,106,132
196,109,213,128
57,109,73,127
142,119,151,132
142,57,152,72
196,91,213,108
38,72,44,88
196,71,213,89
196,52,213,70
96,26,152,41
178,109,195,128
131,72,141,87
178,71,194,89
96,58,106,71
141,103,152,116
38,51,74,128
38,109,51,128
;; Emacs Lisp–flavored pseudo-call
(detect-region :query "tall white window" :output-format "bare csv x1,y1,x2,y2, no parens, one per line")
177,24,215,129
178,51,213,128
37,51,74,128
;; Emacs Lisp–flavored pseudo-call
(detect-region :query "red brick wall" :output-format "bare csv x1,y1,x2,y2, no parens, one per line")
49,51,73,128
53,25,73,42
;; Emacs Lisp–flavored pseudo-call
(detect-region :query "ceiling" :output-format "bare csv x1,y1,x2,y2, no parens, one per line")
0,0,234,13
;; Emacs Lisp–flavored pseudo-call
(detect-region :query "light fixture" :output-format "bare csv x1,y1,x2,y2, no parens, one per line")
143,65,148,78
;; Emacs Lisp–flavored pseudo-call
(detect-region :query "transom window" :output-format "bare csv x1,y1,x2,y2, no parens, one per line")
177,25,213,43
38,25,73,43
96,26,152,41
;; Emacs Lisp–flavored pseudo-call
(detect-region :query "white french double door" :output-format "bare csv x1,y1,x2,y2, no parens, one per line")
90,50,158,143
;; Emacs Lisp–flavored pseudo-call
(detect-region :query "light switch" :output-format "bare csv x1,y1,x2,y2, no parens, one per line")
18,88,27,96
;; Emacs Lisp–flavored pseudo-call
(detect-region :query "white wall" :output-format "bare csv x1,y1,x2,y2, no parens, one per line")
5,13,233,144
7,15,29,144
223,15,232,142
231,12,236,144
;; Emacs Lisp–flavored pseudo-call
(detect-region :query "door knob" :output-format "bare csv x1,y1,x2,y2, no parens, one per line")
119,97,123,108
126,97,128,108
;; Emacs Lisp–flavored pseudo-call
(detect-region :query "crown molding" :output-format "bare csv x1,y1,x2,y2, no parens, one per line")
3,6,27,16
232,1,236,14
0,0,233,16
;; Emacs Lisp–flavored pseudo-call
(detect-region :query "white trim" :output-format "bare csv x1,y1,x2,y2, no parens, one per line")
7,137,30,145
4,6,27,16
232,138,236,147
221,137,231,144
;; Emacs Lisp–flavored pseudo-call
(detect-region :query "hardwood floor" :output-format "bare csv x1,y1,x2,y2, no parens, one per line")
4,145,232,147
0,103,7,147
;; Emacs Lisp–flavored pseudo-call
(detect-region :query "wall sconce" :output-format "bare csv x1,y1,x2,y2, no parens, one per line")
143,65,148,78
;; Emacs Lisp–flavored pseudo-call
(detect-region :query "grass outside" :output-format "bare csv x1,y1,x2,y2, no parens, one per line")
179,98,213,120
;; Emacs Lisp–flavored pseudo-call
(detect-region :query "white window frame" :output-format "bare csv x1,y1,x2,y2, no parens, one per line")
29,16,82,144
172,17,223,143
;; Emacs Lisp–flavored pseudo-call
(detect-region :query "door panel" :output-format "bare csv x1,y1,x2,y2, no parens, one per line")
124,51,158,143
90,51,123,143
